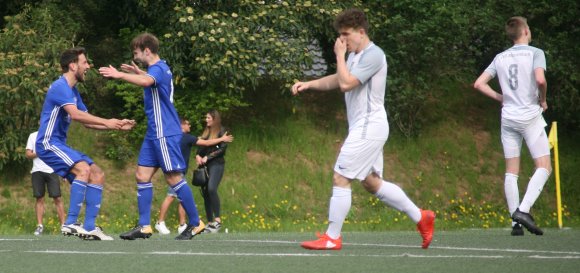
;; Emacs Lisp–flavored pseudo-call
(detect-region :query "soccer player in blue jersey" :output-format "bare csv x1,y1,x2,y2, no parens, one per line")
99,33,205,240
474,16,551,236
36,47,136,240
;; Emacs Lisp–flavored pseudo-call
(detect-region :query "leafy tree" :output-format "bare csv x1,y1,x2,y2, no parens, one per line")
0,3,80,170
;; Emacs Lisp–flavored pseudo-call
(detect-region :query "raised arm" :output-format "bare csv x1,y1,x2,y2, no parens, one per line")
98,65,154,87
334,38,360,92
63,104,132,130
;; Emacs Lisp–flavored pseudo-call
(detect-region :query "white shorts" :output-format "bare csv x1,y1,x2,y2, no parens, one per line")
501,115,550,159
334,135,386,181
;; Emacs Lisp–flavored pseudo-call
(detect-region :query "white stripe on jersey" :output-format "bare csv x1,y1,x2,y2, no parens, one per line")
41,106,75,166
159,137,172,171
152,87,164,139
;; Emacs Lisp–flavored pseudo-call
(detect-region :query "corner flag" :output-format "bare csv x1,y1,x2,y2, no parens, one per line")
548,122,563,228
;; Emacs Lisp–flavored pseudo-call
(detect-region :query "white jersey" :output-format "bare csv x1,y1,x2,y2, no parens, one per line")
485,45,546,123
26,131,54,174
345,42,389,140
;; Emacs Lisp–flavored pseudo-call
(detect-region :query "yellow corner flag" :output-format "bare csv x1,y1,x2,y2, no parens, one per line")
548,122,563,228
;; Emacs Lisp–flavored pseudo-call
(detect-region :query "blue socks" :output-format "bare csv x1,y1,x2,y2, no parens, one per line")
84,184,103,231
65,180,87,225
137,182,153,226
172,179,200,226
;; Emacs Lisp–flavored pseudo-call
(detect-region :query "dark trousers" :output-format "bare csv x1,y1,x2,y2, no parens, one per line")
201,161,225,221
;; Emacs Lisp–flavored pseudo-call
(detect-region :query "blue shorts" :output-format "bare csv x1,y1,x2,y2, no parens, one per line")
138,135,185,173
36,142,94,183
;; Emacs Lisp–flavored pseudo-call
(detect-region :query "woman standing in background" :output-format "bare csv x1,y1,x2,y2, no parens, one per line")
196,109,228,233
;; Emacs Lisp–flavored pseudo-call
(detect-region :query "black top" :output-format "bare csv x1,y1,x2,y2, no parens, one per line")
196,127,228,165
180,133,198,174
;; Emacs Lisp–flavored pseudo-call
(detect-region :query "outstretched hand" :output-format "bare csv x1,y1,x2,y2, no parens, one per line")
98,65,122,79
120,61,143,75
120,119,136,131
105,118,125,130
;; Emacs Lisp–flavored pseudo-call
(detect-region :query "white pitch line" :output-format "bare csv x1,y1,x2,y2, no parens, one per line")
210,239,580,255
26,250,131,255
22,250,579,260
0,239,36,241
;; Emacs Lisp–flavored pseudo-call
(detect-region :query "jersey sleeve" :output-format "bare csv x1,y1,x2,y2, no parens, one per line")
74,88,88,112
350,49,384,84
146,64,163,87
484,56,498,78
49,81,77,107
533,48,547,71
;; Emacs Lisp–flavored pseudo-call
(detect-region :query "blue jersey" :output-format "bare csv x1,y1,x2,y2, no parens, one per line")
144,60,181,139
36,76,87,147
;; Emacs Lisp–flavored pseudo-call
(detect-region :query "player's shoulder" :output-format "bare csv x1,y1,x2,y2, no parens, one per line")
48,76,67,89
366,43,385,56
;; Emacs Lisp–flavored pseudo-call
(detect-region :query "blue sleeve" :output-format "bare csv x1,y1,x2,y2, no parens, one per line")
74,88,88,112
146,65,163,87
49,81,76,107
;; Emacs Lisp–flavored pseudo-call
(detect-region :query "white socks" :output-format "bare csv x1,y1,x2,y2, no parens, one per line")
519,168,550,213
375,181,421,223
326,187,352,239
504,173,520,226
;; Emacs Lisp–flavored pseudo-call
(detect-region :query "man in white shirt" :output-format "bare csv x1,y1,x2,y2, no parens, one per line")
474,16,551,236
26,131,66,235
292,8,435,250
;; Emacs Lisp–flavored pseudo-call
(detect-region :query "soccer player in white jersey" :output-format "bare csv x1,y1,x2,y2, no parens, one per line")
292,8,435,250
99,33,205,240
474,16,551,236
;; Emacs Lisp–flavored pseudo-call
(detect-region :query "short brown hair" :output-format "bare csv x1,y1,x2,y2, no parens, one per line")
130,33,159,54
333,8,369,33
60,47,86,72
505,16,528,41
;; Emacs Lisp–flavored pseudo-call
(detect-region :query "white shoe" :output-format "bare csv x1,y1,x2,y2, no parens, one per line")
61,223,89,238
34,225,43,236
155,221,171,234
86,227,114,241
177,223,187,234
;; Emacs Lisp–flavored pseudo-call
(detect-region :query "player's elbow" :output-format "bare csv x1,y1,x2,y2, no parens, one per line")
473,80,483,91
536,78,547,89
338,82,355,92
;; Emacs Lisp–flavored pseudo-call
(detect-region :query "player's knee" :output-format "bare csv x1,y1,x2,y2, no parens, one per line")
75,164,91,180
135,171,149,182
332,172,349,187
535,156,552,174
89,165,105,184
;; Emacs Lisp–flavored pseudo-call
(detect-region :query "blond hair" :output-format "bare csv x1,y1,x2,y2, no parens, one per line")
201,109,222,139
505,16,528,41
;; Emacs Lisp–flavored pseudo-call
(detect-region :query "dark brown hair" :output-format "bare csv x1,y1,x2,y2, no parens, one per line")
130,33,159,53
60,47,86,72
333,8,369,33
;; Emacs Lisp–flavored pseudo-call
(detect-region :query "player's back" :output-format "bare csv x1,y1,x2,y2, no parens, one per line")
489,45,545,122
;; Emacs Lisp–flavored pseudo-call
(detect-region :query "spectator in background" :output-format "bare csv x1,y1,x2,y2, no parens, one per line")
155,118,233,234
196,109,230,233
26,130,66,235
